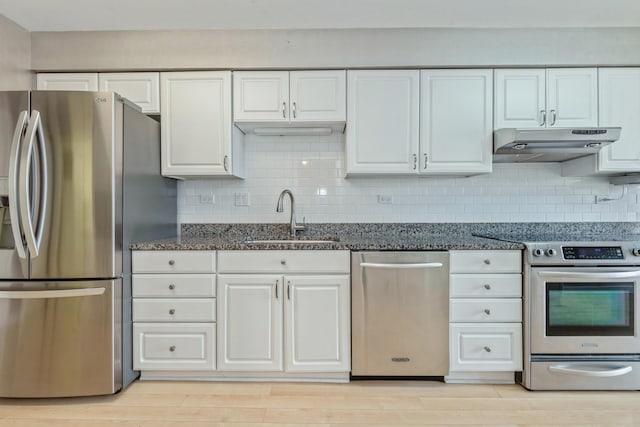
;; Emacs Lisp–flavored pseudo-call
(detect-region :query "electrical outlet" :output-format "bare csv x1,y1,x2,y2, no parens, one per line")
235,192,250,206
200,194,215,204
378,195,393,204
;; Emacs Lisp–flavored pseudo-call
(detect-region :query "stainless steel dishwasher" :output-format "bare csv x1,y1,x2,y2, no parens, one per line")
351,251,449,377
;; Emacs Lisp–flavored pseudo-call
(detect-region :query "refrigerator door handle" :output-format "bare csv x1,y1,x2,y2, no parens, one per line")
19,110,48,258
8,110,29,259
0,287,106,299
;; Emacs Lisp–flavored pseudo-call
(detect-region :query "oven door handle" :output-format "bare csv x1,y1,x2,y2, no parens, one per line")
549,364,632,378
538,270,640,279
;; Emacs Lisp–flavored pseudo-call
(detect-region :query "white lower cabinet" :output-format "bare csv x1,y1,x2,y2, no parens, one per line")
217,251,351,377
132,251,217,376
447,250,523,383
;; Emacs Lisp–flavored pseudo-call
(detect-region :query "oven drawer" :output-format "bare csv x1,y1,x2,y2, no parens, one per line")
133,299,216,322
528,359,640,390
450,323,523,372
450,298,522,322
450,274,522,298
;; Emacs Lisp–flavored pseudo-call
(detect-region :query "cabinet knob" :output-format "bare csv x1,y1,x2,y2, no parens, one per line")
280,259,286,265
168,284,175,290
484,284,491,290
483,259,491,265
168,260,175,266
484,309,491,315
483,346,492,353
169,345,176,352
169,309,175,315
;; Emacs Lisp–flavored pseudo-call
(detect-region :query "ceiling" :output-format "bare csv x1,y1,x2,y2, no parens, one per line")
2,0,640,32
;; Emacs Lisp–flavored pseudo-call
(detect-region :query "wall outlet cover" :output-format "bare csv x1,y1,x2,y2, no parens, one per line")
378,195,393,204
235,192,250,206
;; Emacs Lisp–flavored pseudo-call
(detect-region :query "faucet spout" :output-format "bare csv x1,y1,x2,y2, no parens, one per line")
276,189,305,238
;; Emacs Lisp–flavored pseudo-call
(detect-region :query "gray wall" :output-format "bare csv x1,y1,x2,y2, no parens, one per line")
0,15,32,89
31,27,640,71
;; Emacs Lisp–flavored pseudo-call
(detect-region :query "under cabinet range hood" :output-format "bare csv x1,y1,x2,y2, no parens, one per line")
493,127,621,162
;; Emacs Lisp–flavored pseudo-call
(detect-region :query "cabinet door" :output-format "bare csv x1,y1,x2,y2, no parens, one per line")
346,70,419,174
596,68,640,173
233,71,288,122
36,73,98,91
284,275,350,373
494,69,545,128
546,68,598,127
420,70,493,175
217,274,283,371
289,70,346,122
99,72,160,114
160,71,232,176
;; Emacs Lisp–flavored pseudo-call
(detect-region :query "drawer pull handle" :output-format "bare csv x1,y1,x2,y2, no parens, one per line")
483,259,491,265
169,345,176,352
484,284,491,290
168,284,175,290
484,346,492,353
169,309,175,315
484,309,491,315
281,259,286,265
168,260,175,266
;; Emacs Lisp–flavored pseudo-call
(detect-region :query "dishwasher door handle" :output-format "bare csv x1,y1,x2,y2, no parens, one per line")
360,262,444,269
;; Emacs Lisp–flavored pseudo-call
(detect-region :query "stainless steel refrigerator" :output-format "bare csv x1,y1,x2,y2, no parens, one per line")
0,91,177,397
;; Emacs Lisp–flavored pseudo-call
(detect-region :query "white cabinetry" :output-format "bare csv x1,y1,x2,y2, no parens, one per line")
494,68,598,129
160,71,244,178
447,250,523,383
420,70,493,175
36,73,98,91
99,72,160,113
132,251,217,375
346,69,492,176
346,70,420,174
562,68,640,176
217,251,350,378
233,70,346,132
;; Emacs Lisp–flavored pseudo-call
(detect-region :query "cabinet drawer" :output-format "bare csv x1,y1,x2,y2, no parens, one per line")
450,323,522,372
132,251,216,273
217,250,350,274
450,274,522,298
450,298,521,322
133,299,216,322
133,323,216,371
133,274,216,297
450,250,521,273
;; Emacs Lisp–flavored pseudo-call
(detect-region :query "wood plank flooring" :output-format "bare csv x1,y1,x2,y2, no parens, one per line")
0,380,638,426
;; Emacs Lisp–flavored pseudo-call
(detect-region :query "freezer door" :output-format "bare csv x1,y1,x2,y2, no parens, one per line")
29,91,118,279
0,91,29,280
0,279,121,397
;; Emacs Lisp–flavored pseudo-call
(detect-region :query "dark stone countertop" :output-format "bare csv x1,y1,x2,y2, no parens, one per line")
130,223,525,251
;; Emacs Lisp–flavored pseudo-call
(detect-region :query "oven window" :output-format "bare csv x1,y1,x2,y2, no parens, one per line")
546,282,634,336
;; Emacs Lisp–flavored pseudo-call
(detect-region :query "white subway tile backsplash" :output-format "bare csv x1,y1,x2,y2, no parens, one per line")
177,134,639,223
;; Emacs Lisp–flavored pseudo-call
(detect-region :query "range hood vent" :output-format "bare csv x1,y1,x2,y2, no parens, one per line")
234,122,345,136
493,127,621,163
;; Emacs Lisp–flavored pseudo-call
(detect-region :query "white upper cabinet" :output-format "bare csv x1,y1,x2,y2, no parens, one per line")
233,70,346,131
420,69,493,175
161,71,243,178
36,73,99,91
99,72,160,114
562,68,640,176
494,68,598,129
346,69,420,174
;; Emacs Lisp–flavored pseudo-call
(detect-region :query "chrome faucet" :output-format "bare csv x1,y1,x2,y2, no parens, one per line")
276,189,305,238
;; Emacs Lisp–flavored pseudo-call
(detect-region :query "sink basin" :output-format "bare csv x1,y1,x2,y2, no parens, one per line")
237,238,339,245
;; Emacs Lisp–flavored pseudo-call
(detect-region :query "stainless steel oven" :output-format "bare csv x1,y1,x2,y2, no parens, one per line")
521,242,640,390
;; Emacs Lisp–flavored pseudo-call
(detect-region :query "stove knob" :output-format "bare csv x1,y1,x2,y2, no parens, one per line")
532,248,544,257
633,249,640,256
545,249,557,257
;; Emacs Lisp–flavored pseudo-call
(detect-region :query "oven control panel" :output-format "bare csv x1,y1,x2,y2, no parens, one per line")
562,246,624,260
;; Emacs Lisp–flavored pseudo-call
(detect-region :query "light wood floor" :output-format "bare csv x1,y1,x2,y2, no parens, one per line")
0,380,638,426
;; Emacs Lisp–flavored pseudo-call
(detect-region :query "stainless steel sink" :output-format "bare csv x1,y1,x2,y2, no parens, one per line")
237,238,339,245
